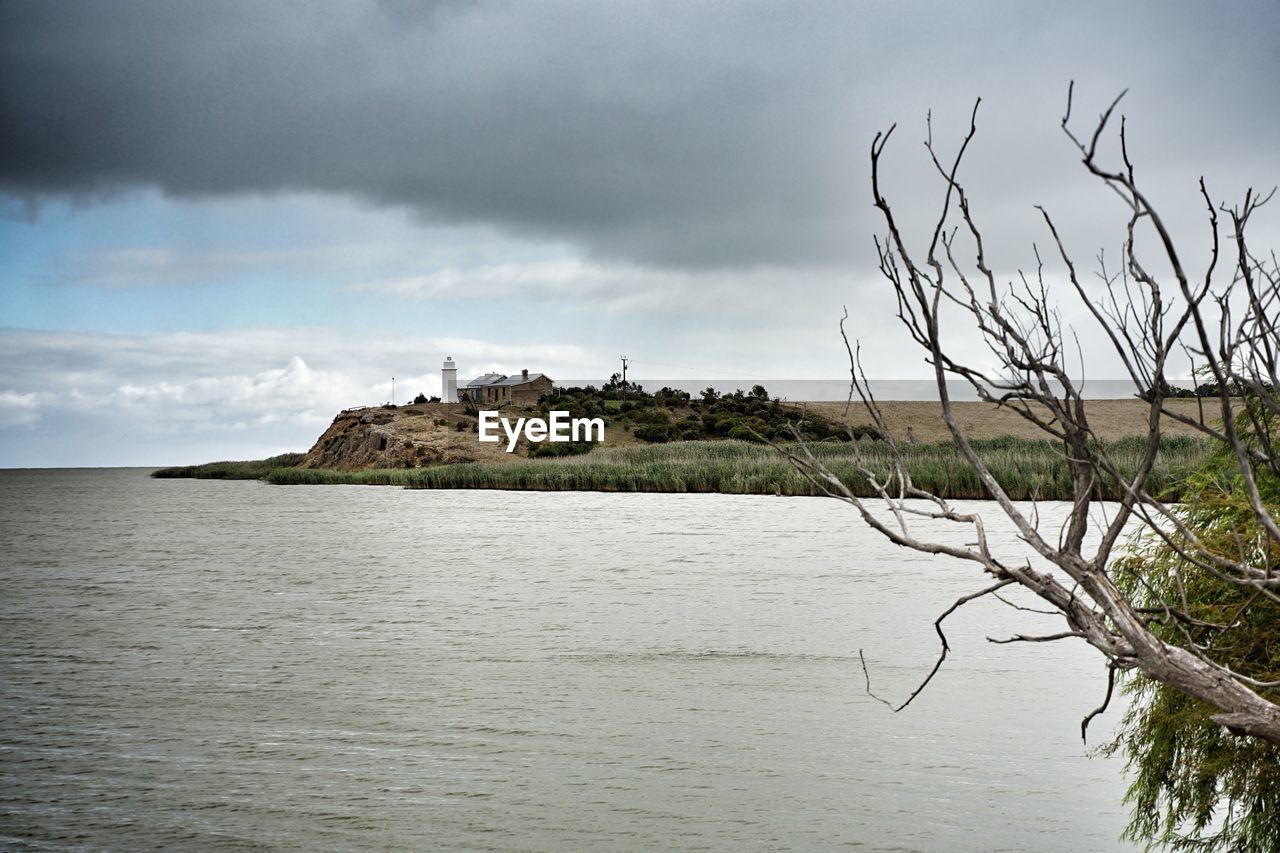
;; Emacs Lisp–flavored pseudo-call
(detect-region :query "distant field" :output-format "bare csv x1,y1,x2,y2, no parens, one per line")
797,397,1219,443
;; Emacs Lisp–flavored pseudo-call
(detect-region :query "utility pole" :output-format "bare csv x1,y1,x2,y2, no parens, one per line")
620,355,629,401
391,376,395,406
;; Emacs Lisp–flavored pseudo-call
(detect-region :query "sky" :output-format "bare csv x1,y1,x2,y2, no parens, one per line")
2,0,1278,466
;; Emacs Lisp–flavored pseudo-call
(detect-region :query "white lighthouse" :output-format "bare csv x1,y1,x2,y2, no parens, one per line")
442,356,458,403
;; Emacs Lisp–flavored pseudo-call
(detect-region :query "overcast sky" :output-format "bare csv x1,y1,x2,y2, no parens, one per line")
2,0,1278,465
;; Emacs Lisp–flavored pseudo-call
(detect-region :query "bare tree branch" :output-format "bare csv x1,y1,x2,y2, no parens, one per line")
1081,664,1118,743
792,84,1280,747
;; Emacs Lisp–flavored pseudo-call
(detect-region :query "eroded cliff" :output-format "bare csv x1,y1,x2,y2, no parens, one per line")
299,405,512,470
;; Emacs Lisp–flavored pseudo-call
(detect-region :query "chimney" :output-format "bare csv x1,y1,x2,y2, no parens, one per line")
522,369,529,380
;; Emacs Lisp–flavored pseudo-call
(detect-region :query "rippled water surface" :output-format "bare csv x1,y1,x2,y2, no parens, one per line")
0,469,1137,851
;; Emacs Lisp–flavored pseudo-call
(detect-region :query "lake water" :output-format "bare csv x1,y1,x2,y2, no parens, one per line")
0,469,1137,851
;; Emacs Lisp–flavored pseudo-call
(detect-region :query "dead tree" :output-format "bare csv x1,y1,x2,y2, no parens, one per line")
782,85,1280,745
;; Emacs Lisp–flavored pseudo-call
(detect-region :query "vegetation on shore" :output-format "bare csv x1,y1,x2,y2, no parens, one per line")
152,380,1221,497
262,436,1211,500
535,377,868,444
151,452,306,480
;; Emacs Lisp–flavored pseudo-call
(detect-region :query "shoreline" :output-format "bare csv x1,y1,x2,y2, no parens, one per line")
148,398,1224,501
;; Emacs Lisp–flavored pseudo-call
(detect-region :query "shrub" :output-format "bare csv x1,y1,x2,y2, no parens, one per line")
528,440,596,458
715,415,741,435
634,425,670,443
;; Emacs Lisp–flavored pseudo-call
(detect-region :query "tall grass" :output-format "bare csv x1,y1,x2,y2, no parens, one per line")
263,467,419,486
263,437,1210,500
151,452,306,480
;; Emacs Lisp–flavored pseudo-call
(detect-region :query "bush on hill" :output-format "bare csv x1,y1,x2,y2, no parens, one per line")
536,383,851,444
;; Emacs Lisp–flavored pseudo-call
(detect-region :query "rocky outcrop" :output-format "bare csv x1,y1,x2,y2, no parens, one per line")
299,405,511,470
299,409,423,470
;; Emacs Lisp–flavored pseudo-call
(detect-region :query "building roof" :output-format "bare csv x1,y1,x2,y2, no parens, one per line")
462,373,506,388
462,372,550,388
496,373,549,387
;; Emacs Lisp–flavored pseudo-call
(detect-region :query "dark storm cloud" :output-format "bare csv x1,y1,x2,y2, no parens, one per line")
2,0,1278,268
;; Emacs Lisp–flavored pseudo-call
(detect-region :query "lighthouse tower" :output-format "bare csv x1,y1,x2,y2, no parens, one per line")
442,356,458,403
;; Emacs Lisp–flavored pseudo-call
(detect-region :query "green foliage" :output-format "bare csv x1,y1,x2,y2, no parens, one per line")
633,424,670,443
536,383,851,444
1108,421,1280,852
151,452,306,479
600,372,643,398
630,407,669,426
264,437,1209,498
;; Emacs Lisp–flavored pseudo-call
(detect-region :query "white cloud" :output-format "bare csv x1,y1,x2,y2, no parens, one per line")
348,258,697,313
0,391,40,427
0,328,595,466
100,356,357,427
347,257,877,321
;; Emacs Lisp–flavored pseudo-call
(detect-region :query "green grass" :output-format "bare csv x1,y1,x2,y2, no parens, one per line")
262,436,1211,500
151,452,306,480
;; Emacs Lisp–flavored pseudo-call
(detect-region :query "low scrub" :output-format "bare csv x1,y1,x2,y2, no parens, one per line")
535,381,855,444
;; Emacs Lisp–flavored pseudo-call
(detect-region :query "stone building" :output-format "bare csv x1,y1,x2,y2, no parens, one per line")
459,369,554,405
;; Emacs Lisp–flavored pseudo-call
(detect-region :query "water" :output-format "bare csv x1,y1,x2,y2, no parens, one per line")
0,469,1137,851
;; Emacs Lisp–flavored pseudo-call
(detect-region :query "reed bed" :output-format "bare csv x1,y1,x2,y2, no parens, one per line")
152,452,307,480
263,437,1211,500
